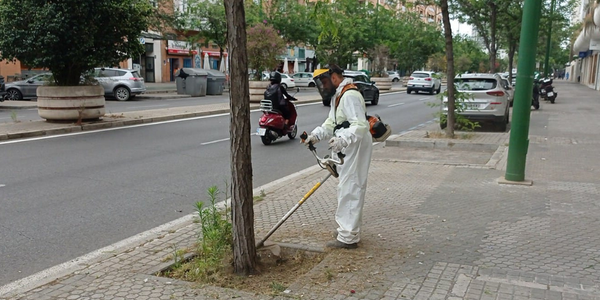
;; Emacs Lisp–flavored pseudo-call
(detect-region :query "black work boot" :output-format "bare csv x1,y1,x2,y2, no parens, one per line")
326,240,358,249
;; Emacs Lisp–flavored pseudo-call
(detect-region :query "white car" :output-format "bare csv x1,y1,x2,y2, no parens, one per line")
292,72,315,87
406,71,441,94
278,72,296,90
442,73,510,131
387,71,401,82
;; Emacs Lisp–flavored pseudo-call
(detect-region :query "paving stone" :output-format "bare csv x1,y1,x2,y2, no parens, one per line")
7,81,600,300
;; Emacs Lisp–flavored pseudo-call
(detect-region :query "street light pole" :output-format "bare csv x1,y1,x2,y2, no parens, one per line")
544,0,557,77
504,0,543,182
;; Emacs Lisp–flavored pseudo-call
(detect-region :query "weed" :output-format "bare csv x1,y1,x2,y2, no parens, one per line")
427,87,481,133
260,189,266,197
171,245,188,268
167,185,232,282
324,268,334,281
107,113,125,118
270,281,286,294
253,195,264,202
10,111,19,123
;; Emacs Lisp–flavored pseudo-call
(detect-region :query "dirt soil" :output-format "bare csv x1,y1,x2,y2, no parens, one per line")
163,246,327,296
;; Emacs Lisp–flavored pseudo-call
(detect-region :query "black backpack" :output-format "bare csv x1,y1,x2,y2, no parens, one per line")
264,84,282,107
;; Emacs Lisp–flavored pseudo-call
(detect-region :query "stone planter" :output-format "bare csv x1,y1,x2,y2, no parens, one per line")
371,77,392,91
37,85,105,122
249,80,268,103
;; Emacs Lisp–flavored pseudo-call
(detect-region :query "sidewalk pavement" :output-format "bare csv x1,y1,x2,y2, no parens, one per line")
3,81,600,300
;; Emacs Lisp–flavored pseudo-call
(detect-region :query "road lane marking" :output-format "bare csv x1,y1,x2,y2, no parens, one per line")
0,112,232,145
418,97,429,101
387,103,405,108
0,184,5,188
201,137,230,145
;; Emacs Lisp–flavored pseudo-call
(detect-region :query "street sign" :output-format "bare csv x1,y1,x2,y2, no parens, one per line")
139,37,145,45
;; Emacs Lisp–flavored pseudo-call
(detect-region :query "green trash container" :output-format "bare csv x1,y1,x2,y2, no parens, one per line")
182,68,208,97
205,70,226,95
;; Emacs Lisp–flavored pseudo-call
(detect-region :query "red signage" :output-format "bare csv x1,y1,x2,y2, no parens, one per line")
167,49,198,55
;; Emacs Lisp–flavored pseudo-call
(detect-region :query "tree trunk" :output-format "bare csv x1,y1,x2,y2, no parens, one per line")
224,0,257,275
441,0,455,138
489,1,497,73
508,41,516,83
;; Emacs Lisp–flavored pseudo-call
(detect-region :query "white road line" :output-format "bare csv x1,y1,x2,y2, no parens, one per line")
418,97,429,101
0,184,5,188
201,137,230,145
387,103,405,108
0,112,231,145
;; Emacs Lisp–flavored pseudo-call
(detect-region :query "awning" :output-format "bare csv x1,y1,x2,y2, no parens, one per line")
203,51,228,57
168,49,198,55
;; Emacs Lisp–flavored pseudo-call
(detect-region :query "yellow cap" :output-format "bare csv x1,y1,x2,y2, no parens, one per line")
313,68,330,79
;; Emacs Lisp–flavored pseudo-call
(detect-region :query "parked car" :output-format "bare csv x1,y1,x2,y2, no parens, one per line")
406,71,441,95
441,73,510,131
292,72,315,87
500,78,514,106
93,67,146,101
322,72,379,106
277,72,296,90
5,73,53,100
387,71,401,82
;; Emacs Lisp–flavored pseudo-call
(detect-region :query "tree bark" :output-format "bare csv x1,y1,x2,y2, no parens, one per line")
489,0,497,73
441,0,455,138
224,0,257,275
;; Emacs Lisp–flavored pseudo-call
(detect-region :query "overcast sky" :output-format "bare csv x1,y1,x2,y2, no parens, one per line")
450,19,473,36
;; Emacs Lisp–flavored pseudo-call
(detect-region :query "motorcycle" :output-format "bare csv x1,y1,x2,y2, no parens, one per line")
257,96,298,145
539,78,557,104
531,80,540,110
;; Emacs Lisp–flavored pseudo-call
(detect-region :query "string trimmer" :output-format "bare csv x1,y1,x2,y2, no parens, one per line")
256,131,345,251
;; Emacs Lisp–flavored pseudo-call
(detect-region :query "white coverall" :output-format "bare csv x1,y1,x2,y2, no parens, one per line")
311,78,373,244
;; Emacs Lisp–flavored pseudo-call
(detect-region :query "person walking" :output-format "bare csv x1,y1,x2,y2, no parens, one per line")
302,64,373,249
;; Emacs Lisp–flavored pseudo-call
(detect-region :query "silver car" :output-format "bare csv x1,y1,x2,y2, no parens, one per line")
442,73,510,131
5,73,53,100
291,72,315,87
93,67,146,101
387,71,401,82
407,71,441,94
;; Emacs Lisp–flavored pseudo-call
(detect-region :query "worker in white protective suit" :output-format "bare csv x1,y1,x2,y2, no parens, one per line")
303,64,373,249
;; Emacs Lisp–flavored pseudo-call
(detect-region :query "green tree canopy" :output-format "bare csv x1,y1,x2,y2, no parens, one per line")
0,0,152,86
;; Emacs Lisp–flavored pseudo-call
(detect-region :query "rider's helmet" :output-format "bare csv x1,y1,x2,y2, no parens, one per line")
269,71,282,84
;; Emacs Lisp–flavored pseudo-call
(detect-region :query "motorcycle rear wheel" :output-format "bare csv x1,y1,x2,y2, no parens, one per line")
287,125,297,139
261,134,273,145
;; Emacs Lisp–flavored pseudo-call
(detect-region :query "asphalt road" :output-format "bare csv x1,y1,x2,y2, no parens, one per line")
0,90,439,286
0,89,322,124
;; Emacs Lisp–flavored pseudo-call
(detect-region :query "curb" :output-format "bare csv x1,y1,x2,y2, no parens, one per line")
0,88,407,142
385,139,500,152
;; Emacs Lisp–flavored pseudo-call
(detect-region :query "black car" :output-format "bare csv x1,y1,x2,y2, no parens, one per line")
322,73,380,106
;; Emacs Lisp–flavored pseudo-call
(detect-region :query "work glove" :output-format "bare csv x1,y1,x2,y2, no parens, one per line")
303,134,320,148
328,137,348,153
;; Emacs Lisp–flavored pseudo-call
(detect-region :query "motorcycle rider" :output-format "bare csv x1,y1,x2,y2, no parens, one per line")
264,71,296,125
302,64,373,249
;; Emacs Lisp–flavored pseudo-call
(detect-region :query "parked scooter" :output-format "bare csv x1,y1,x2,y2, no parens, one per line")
539,78,557,104
532,80,540,110
257,94,298,145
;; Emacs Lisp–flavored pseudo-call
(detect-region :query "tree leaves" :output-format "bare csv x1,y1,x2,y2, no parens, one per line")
0,0,152,86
